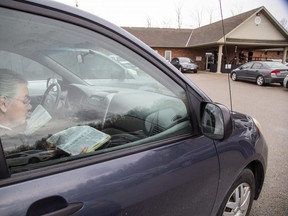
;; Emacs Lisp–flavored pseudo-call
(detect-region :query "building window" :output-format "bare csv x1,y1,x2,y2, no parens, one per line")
165,50,172,61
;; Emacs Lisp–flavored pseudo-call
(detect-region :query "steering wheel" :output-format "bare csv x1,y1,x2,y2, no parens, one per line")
41,82,61,114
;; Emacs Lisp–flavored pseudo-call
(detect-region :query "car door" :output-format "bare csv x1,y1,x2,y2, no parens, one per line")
248,62,263,81
238,62,253,80
0,1,219,216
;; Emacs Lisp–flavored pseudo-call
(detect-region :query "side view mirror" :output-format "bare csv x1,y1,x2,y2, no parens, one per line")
200,102,234,140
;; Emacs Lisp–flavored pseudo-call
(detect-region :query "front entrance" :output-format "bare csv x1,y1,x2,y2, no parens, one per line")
205,53,214,70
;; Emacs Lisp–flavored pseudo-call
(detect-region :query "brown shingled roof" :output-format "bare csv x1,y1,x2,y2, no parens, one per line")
122,27,192,47
123,7,264,48
187,7,261,47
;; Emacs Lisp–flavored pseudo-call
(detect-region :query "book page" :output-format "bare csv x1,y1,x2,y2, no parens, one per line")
47,125,111,155
24,104,52,135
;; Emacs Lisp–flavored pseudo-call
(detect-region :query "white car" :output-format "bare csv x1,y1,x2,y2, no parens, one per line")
5,150,53,167
284,74,288,88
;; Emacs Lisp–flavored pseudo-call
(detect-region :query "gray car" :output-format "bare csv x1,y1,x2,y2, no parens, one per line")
231,61,288,86
171,57,198,73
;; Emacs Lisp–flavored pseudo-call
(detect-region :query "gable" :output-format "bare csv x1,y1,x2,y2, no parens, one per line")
226,12,287,41
187,7,260,47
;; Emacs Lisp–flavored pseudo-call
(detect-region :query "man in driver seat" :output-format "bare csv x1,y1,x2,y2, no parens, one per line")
0,69,32,135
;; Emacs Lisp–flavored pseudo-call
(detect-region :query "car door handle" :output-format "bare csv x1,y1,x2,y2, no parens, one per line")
26,195,83,216
41,202,83,216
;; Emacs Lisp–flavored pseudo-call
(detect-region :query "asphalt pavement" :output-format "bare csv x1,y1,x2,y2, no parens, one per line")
185,71,288,216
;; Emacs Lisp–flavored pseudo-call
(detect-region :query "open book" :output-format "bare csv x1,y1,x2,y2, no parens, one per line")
46,125,111,155
25,104,52,135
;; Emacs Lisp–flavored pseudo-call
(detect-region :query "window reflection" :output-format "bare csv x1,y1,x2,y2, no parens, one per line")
0,8,192,174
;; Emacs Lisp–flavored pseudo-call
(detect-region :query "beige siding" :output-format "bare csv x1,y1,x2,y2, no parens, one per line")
227,14,286,41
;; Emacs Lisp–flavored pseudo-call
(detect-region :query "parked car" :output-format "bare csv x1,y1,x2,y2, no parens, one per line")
5,150,53,167
171,57,198,73
283,75,288,88
231,61,288,86
0,1,267,216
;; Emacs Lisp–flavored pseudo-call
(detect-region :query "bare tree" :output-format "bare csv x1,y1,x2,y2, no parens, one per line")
175,1,183,29
146,16,152,28
161,19,172,28
230,4,243,16
206,7,215,24
192,8,203,27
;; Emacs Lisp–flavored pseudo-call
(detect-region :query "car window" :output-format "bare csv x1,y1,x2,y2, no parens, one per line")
0,8,193,174
241,62,253,69
251,62,262,69
265,61,288,69
0,51,62,97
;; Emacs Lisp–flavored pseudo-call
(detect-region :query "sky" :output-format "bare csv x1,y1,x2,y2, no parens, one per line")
53,0,288,28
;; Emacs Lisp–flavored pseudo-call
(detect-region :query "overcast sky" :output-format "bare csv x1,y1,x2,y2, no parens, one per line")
53,0,288,28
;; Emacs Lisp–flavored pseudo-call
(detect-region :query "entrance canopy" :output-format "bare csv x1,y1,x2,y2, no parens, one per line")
185,6,288,72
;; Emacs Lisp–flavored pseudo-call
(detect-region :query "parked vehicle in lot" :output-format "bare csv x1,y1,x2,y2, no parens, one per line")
171,57,198,73
283,75,288,88
0,1,267,216
5,150,53,167
231,61,288,86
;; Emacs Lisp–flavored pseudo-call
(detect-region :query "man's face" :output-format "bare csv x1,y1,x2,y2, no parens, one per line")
3,83,32,128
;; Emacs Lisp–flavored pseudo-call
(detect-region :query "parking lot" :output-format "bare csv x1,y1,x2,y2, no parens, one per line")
185,71,288,216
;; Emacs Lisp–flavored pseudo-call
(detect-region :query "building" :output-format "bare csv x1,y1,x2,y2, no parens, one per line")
124,6,288,73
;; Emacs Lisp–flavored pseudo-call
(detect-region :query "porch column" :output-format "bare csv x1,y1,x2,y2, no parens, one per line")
282,47,288,63
216,44,223,73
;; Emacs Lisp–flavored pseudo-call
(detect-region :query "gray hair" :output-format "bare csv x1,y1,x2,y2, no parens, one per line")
0,68,28,98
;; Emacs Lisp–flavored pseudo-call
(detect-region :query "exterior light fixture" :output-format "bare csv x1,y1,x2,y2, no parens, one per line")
254,12,261,26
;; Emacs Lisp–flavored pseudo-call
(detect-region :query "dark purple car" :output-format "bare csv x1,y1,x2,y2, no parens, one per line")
0,1,267,216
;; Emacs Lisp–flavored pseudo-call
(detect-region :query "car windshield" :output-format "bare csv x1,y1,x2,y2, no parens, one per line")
179,57,193,63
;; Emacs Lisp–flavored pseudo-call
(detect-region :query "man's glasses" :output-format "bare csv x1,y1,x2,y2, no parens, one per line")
6,96,31,105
